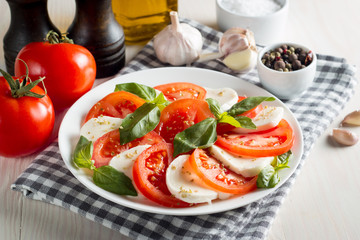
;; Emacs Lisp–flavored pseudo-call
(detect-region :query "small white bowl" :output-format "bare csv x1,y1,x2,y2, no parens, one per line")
216,0,289,45
257,42,317,100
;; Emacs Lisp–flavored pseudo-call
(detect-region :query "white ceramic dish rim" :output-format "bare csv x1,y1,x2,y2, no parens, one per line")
216,0,289,19
58,67,303,216
257,42,317,74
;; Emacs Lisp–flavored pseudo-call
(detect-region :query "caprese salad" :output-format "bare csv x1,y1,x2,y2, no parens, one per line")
72,82,295,208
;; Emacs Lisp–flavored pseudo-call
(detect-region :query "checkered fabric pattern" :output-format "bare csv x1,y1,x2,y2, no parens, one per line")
11,19,357,240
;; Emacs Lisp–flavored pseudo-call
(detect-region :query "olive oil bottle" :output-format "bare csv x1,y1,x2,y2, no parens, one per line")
112,0,178,45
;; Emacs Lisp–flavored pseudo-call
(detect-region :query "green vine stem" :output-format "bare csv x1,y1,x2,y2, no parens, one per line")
46,30,74,44
0,59,47,98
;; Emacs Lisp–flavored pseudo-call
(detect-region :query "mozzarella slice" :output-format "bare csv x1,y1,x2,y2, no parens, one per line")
109,145,151,179
233,106,284,133
80,116,123,142
166,155,218,204
209,145,273,178
205,87,238,111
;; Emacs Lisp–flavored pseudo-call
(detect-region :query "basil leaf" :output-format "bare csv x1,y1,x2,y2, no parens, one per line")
173,118,217,157
72,136,94,169
152,92,170,111
218,113,241,127
93,166,137,196
233,116,257,129
257,165,280,188
258,151,292,188
114,82,156,101
120,102,160,145
274,150,292,168
206,98,222,119
227,96,275,116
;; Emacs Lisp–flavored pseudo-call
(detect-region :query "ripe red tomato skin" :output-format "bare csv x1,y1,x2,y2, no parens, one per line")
0,77,55,157
14,42,96,110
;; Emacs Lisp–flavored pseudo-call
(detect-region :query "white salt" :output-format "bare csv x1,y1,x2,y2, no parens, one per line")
220,0,282,17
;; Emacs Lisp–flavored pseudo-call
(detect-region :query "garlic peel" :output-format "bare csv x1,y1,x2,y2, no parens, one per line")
219,28,257,56
341,110,360,126
332,128,359,146
153,11,203,66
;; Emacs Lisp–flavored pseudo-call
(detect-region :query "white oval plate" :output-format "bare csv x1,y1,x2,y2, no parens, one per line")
58,67,303,216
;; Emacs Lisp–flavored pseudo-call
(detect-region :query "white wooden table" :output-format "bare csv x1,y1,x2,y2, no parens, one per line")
1,0,360,239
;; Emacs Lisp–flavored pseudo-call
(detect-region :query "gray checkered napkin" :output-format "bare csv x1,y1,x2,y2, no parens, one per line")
11,19,357,240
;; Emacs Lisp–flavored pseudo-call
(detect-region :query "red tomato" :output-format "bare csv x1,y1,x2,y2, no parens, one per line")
155,99,214,142
187,148,257,194
154,82,207,102
92,129,165,168
216,119,295,158
0,75,55,157
133,142,192,208
15,41,96,110
84,91,146,123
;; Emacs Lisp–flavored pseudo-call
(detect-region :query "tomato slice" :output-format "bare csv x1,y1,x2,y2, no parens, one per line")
187,148,258,194
154,82,207,102
84,91,146,122
216,119,295,158
155,99,214,142
133,142,192,208
92,129,165,168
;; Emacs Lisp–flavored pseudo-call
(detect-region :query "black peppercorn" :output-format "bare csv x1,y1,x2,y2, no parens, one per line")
261,45,313,72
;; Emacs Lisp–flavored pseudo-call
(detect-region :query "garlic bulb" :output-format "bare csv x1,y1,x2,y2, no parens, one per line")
220,28,257,73
153,11,203,66
198,27,257,73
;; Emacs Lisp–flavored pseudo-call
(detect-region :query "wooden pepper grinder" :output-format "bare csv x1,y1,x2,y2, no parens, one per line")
67,0,126,78
3,0,60,75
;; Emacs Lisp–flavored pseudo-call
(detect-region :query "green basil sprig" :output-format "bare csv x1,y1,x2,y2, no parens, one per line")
72,136,137,196
172,96,275,157
206,98,256,129
227,96,275,116
119,102,160,145
114,82,170,110
114,83,170,144
114,82,156,101
257,150,292,188
173,118,217,157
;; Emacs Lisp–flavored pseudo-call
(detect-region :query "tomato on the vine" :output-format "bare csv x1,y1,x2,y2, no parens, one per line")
14,31,96,110
0,65,55,157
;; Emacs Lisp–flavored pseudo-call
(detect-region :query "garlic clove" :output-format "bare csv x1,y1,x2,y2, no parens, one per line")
222,47,257,73
341,110,360,126
332,128,359,146
153,11,203,66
